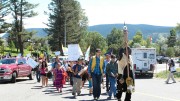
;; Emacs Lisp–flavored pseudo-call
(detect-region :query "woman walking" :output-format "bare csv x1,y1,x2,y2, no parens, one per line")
40,61,48,87
54,62,66,93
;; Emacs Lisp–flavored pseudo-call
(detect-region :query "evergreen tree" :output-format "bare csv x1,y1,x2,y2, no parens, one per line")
9,0,38,55
46,0,88,55
0,0,11,33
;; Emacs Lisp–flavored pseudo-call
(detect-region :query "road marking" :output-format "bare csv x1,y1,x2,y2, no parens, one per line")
136,91,180,101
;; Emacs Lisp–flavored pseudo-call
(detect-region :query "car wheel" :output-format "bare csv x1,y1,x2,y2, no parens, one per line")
28,71,34,80
11,72,16,83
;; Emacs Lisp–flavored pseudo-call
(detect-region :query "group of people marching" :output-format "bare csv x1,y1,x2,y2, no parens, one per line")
34,47,135,101
88,48,135,101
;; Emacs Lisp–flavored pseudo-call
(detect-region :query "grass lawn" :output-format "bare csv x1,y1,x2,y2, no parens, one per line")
155,68,180,79
2,47,33,56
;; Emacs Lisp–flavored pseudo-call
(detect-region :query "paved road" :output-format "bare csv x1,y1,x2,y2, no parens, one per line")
0,76,180,101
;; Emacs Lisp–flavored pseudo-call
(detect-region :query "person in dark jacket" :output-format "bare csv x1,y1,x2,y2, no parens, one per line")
106,54,118,99
116,47,135,101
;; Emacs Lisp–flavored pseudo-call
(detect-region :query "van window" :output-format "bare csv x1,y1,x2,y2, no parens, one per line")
143,53,147,58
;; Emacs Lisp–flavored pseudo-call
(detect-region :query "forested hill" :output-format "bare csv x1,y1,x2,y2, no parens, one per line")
88,24,173,41
26,24,173,41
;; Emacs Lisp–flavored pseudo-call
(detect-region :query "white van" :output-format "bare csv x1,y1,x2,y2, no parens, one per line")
131,48,156,77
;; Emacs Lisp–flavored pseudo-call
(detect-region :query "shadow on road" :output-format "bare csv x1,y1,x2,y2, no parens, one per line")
31,85,43,89
63,96,77,99
135,75,153,79
0,79,29,84
79,99,109,101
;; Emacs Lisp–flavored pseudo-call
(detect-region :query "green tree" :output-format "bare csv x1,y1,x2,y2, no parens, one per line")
132,30,144,47
0,0,11,33
80,32,107,55
0,38,4,55
106,28,124,54
146,37,151,48
8,40,15,52
167,29,176,47
156,35,167,55
166,47,175,57
79,31,89,53
46,0,88,55
9,0,38,55
0,38,3,46
175,23,180,56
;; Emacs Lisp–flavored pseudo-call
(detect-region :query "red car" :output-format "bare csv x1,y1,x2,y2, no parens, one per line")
0,58,33,83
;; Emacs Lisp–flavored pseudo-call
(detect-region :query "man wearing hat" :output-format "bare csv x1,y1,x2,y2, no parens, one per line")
72,57,84,97
88,48,105,100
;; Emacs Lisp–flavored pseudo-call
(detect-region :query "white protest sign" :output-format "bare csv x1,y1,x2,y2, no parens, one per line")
26,53,31,57
68,44,82,61
54,51,60,56
85,46,90,61
26,58,38,68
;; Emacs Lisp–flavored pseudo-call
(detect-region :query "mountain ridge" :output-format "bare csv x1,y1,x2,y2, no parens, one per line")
26,24,173,41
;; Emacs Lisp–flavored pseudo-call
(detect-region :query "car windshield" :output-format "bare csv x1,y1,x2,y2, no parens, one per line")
0,59,16,64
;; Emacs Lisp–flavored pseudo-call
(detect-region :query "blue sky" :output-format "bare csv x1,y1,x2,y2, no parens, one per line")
20,0,180,28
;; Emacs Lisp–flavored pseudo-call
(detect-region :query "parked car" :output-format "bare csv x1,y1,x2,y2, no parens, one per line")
0,58,33,83
156,56,169,64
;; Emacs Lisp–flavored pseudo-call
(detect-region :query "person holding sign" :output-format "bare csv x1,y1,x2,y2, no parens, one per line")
88,48,105,100
72,57,84,97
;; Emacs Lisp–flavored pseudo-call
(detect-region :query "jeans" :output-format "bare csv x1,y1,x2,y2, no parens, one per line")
91,73,102,98
106,73,110,92
36,71,41,82
108,76,116,97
